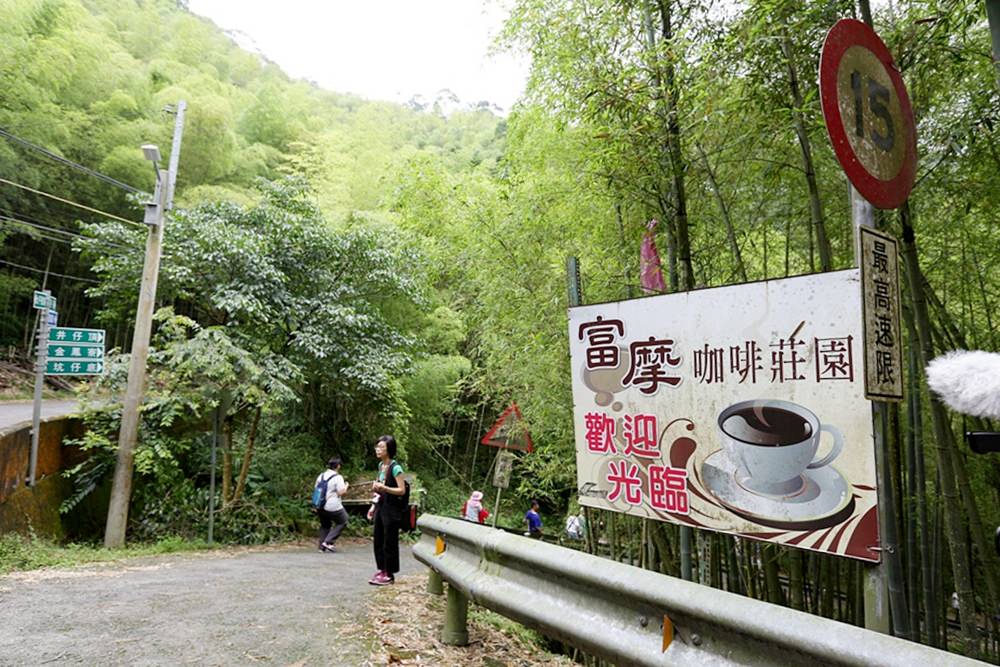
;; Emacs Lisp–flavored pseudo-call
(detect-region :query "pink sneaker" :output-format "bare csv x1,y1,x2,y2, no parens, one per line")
371,572,394,586
368,570,386,585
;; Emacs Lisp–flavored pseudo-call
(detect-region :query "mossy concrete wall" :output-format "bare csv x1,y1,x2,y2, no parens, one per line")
0,417,85,540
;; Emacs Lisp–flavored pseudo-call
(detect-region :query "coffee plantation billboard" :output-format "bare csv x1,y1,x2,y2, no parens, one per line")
568,270,879,562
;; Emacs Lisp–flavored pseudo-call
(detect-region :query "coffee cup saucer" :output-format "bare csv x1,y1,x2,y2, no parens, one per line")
700,449,854,530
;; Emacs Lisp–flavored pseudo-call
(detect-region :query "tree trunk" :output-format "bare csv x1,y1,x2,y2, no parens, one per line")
904,348,921,640
726,537,743,594
779,29,833,272
789,550,804,610
231,406,262,504
761,545,781,605
615,202,636,299
904,289,937,646
653,0,694,291
696,142,747,282
881,401,912,639
900,202,979,657
744,542,758,599
220,415,233,507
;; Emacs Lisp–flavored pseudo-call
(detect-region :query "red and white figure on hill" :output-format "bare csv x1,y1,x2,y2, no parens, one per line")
640,218,666,294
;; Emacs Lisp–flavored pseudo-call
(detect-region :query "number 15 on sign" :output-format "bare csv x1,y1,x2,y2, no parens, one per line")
820,19,917,210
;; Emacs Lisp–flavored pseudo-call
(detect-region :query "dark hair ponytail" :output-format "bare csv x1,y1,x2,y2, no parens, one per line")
327,457,341,470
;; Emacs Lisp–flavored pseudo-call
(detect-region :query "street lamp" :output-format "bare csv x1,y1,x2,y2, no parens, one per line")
141,144,161,181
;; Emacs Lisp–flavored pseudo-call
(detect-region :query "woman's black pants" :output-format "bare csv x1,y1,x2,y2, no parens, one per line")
373,509,401,575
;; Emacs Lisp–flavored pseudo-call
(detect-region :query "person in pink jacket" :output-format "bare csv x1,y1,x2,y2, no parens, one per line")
460,490,489,524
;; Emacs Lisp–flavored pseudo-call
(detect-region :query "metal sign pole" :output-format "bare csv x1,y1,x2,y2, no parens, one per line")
28,293,51,487
490,451,501,528
492,485,503,529
852,186,890,634
208,406,219,544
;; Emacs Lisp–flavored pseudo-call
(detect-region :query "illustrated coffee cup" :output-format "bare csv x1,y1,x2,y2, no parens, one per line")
717,399,843,495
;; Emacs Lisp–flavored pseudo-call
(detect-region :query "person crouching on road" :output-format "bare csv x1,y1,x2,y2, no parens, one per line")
461,490,489,524
317,457,349,552
369,435,406,586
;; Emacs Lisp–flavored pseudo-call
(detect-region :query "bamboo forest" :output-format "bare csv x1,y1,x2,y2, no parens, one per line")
1,0,999,663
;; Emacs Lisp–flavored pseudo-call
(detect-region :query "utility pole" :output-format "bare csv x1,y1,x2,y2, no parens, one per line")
104,102,186,548
989,0,1000,86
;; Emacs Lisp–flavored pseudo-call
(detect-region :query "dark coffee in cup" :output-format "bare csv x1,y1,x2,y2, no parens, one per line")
717,399,843,495
721,406,813,447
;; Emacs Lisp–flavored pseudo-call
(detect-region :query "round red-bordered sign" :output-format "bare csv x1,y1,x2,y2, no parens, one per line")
820,19,916,209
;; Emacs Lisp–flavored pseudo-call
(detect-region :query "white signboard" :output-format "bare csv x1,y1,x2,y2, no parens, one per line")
568,270,879,562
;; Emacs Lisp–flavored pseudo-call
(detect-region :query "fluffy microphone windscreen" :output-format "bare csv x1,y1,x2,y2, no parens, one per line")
926,350,1000,420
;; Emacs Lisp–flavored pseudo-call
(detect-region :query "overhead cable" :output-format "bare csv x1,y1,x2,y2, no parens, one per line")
0,257,99,283
0,177,144,227
0,126,146,195
0,216,138,253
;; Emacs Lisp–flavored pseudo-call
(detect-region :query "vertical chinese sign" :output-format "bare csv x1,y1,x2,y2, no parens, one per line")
568,270,880,562
859,227,903,402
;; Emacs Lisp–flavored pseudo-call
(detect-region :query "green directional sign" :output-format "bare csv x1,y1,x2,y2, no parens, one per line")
47,344,105,360
33,291,48,309
48,327,105,346
46,360,104,375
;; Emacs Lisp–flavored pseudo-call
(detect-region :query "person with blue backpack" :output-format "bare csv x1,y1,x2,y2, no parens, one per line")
313,456,348,553
368,435,407,585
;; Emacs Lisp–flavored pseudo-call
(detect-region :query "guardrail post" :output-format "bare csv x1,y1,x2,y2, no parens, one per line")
441,584,469,646
427,568,444,595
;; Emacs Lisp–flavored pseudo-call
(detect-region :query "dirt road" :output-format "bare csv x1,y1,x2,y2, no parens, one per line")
0,538,421,666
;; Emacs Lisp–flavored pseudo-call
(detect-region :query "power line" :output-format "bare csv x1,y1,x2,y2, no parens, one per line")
0,126,146,195
0,257,99,284
0,213,140,251
0,217,139,254
0,177,145,227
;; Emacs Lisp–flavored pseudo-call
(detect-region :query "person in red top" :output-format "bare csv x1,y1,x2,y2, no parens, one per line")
460,490,489,524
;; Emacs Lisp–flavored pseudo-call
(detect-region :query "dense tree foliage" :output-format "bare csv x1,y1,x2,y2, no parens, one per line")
1,0,999,659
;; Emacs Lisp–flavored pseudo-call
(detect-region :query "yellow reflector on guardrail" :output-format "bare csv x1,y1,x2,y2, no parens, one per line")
435,536,446,555
662,615,673,652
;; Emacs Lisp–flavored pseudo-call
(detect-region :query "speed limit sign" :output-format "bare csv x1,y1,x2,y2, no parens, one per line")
820,19,916,209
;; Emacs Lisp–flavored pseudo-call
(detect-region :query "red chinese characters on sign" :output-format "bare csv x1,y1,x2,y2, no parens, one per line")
578,316,624,370
623,413,659,458
606,460,643,505
623,337,682,394
649,465,690,515
584,412,617,454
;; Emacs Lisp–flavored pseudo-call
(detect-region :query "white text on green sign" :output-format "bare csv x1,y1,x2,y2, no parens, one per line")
47,344,105,360
45,360,104,375
32,291,48,309
48,327,105,346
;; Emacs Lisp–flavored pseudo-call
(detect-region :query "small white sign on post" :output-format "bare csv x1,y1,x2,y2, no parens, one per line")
493,451,515,489
568,270,879,562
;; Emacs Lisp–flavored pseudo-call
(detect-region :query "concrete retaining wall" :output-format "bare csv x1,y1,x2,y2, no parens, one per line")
0,416,86,539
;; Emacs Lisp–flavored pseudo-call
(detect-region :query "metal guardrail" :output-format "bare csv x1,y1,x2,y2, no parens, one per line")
413,514,985,667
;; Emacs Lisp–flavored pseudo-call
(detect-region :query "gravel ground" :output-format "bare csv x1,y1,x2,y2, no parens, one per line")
0,538,421,666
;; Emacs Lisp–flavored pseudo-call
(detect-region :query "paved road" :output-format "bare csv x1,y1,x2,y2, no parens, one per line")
0,399,78,432
0,539,421,666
